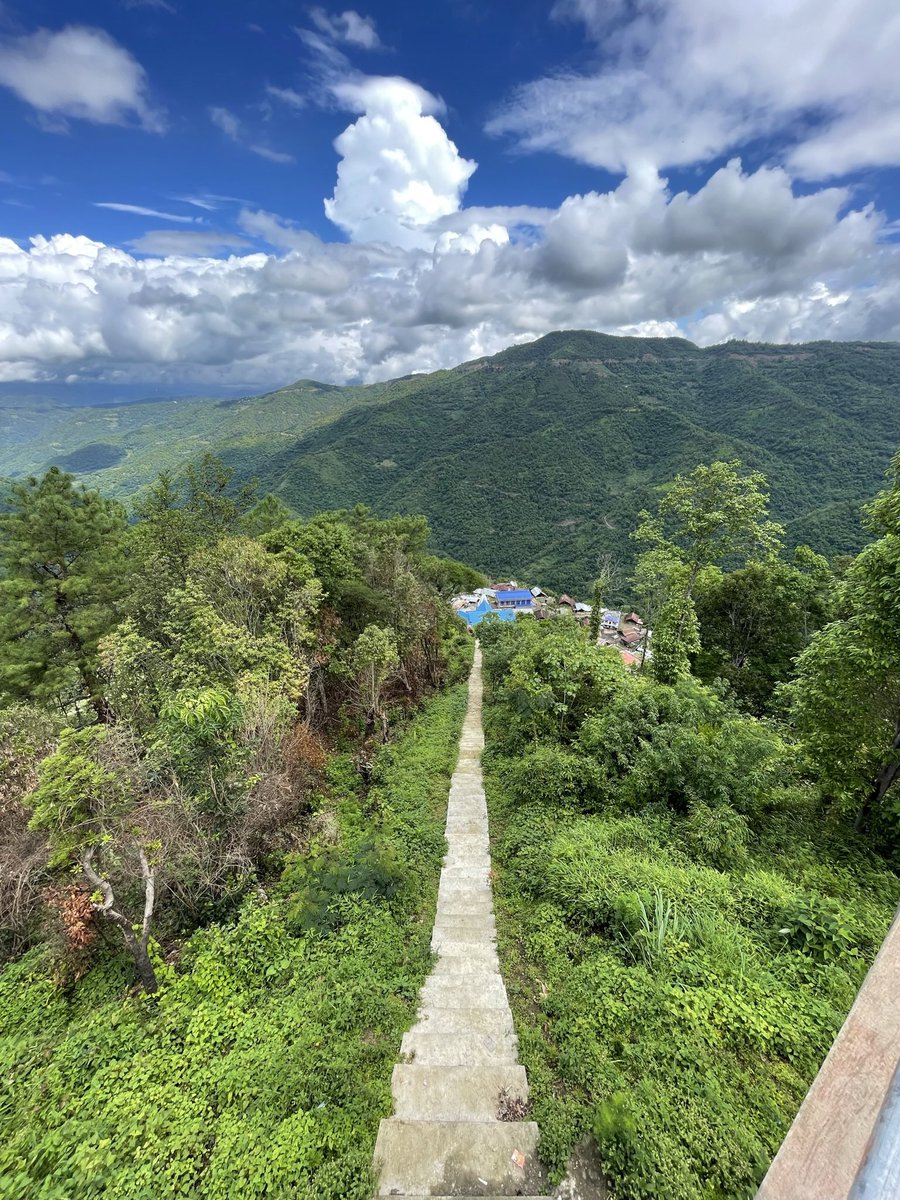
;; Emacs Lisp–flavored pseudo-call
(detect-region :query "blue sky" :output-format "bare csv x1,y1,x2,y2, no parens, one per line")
1,0,899,390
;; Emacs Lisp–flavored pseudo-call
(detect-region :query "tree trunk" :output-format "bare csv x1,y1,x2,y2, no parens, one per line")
55,595,110,724
856,720,900,831
130,940,159,994
81,846,158,993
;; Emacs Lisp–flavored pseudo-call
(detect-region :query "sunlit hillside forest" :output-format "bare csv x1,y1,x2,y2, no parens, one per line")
480,457,900,1199
0,456,481,1199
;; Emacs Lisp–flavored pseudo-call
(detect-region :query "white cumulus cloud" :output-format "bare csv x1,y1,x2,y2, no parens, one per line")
325,77,476,249
489,0,900,180
0,156,894,390
1,71,898,389
0,25,163,131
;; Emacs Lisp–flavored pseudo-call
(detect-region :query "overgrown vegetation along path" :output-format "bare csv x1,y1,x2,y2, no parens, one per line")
374,646,551,1199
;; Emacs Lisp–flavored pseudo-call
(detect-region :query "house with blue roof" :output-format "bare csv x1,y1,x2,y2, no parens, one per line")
493,589,534,611
457,598,518,628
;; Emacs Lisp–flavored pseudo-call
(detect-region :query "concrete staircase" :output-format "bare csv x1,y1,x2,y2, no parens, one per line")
374,645,551,1198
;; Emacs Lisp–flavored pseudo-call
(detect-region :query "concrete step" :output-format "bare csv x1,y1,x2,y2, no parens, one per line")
417,1005,515,1038
437,880,493,897
374,1118,545,1196
431,924,496,948
437,881,493,900
391,1063,529,1121
437,889,494,908
444,855,492,871
434,897,496,912
401,1029,519,1065
432,950,501,976
420,976,509,1009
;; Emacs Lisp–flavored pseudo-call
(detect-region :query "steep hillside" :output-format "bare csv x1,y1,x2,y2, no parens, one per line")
256,332,900,590
4,331,899,590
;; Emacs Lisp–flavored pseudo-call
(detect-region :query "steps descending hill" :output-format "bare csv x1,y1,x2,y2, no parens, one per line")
373,646,552,1198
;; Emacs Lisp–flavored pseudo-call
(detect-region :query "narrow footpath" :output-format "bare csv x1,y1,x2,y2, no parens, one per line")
374,645,551,1198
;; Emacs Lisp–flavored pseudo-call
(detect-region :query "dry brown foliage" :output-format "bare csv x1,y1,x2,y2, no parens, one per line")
285,723,328,775
43,884,98,981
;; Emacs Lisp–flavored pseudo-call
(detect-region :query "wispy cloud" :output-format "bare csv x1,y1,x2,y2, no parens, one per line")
122,0,176,12
208,105,294,164
249,144,295,163
266,84,305,110
208,105,241,140
490,0,900,180
172,192,255,210
95,201,198,223
128,229,251,256
309,9,381,50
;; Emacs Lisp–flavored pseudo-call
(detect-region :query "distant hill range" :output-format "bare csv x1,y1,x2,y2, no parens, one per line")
3,331,900,591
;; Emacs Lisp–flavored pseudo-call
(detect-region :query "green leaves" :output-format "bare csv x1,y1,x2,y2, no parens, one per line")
0,467,130,716
634,459,784,572
0,681,468,1200
27,726,119,862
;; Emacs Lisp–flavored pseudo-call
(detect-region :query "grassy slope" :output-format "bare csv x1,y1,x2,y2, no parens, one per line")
0,379,397,500
0,680,469,1200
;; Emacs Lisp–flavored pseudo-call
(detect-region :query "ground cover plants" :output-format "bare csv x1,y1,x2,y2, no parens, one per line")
482,622,898,1199
0,682,468,1199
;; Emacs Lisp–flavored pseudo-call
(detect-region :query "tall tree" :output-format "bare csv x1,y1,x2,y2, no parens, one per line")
633,460,783,681
0,469,130,720
693,548,834,712
634,460,783,593
790,453,900,831
130,454,256,633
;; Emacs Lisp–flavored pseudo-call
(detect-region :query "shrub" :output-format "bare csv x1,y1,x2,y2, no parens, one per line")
778,894,858,964
501,745,605,809
683,803,750,869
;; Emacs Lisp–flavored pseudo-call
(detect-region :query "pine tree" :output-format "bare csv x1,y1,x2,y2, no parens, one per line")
0,469,130,720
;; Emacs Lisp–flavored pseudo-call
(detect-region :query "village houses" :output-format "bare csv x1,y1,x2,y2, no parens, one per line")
450,581,651,667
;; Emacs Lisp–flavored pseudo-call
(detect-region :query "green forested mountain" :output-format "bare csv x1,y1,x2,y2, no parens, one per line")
257,332,900,590
4,331,900,590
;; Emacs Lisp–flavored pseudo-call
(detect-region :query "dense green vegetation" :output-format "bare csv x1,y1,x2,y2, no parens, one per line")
479,453,900,1199
5,332,900,591
0,684,468,1199
4,402,900,1199
0,456,475,1197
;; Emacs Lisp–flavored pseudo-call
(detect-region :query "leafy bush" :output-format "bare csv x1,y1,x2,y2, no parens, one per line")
778,894,858,964
480,620,900,1200
282,837,404,933
501,744,605,808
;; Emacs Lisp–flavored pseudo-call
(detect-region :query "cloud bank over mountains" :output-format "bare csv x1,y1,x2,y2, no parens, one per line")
0,5,898,388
